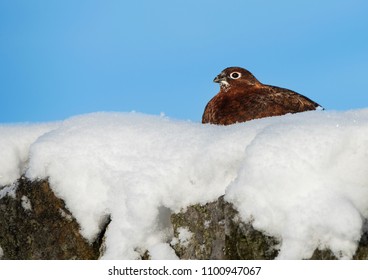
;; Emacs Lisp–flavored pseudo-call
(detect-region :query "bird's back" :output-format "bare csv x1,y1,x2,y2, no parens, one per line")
202,84,321,125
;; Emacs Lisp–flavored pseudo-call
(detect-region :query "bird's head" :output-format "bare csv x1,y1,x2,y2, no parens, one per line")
214,67,260,90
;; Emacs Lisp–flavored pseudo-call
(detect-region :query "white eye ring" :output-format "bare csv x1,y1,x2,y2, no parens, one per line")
230,72,241,79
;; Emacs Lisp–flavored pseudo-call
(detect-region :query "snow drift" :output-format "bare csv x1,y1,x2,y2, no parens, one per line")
1,109,368,259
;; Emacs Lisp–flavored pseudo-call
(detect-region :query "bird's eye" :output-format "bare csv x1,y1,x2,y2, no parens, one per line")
230,72,241,79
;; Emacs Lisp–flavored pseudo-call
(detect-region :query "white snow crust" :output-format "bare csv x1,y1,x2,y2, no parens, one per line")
0,122,60,186
21,195,32,211
1,109,368,259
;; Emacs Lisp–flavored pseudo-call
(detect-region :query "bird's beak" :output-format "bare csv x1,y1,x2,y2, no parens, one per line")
213,73,226,83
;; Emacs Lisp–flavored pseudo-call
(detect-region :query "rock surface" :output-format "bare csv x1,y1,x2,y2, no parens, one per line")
170,196,279,260
0,177,106,259
170,196,368,260
1,178,368,260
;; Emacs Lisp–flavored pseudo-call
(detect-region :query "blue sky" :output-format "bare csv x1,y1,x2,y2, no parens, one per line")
0,0,367,123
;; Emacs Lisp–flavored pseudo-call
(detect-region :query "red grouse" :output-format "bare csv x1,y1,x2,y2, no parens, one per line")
202,67,322,125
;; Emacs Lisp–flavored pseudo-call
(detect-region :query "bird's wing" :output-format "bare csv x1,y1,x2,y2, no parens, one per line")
265,85,323,111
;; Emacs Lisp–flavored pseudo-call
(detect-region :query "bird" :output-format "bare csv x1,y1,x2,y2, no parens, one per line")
202,67,322,125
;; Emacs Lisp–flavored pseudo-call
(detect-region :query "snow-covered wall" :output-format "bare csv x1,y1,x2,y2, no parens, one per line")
1,110,368,259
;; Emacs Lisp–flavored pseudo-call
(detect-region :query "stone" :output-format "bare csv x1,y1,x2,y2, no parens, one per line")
0,177,108,260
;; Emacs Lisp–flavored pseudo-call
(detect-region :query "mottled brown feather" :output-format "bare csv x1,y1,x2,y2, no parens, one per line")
202,67,322,125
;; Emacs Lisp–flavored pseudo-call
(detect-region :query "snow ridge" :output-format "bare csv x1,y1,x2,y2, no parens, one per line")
1,109,368,259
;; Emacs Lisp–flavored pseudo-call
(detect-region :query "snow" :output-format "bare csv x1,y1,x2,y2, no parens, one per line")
1,109,368,259
59,209,73,222
225,109,368,259
170,227,193,247
0,122,60,186
25,112,247,259
21,195,32,211
0,183,17,199
147,243,179,260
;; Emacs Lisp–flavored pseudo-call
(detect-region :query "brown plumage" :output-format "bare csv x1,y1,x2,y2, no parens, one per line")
202,67,322,125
